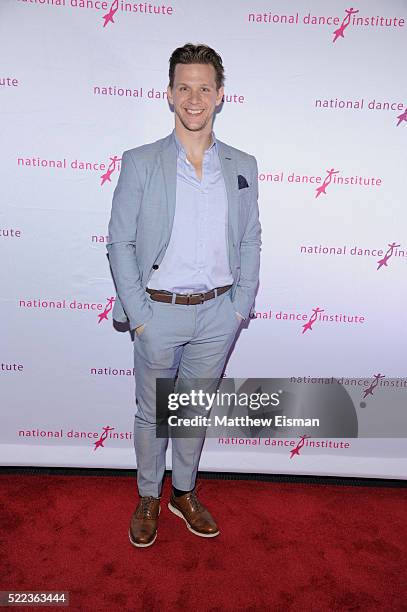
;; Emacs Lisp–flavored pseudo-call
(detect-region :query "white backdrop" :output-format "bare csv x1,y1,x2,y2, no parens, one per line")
1,0,406,478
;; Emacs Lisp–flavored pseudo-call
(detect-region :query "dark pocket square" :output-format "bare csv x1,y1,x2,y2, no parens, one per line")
238,174,249,189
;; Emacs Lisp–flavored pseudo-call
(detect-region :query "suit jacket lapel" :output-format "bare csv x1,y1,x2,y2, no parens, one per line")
160,134,177,241
217,140,239,254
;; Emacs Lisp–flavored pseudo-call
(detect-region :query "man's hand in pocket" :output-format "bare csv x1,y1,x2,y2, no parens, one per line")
134,324,145,336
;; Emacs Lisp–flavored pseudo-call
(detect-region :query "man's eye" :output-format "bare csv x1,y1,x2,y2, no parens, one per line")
201,88,209,92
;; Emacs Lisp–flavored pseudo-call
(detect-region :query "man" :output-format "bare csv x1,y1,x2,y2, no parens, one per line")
107,43,261,547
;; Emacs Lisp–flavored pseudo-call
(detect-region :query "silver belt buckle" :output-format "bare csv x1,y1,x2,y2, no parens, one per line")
187,291,206,304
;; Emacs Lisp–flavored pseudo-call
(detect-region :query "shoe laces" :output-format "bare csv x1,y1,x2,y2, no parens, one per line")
187,489,205,513
138,496,159,519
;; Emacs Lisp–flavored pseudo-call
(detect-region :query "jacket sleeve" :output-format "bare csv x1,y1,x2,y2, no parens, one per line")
106,150,153,331
232,155,261,319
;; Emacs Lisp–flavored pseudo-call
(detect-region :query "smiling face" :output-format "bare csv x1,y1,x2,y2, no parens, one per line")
167,63,224,135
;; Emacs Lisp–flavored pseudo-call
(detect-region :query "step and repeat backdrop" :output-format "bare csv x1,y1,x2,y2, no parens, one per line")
1,0,406,478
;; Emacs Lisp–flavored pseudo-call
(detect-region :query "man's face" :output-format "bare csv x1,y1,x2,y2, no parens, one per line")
167,63,224,133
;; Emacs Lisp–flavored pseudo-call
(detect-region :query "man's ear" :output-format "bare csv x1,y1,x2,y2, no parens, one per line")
216,86,224,107
167,85,173,105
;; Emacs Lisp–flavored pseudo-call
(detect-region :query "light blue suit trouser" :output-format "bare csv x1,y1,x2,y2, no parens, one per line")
133,288,241,497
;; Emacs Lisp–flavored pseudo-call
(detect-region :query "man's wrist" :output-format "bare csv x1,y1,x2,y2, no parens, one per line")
134,323,145,335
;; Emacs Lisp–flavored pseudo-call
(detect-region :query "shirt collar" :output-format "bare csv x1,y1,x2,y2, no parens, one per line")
173,129,217,157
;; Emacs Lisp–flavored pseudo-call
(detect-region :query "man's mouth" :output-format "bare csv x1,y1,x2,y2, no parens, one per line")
185,109,205,115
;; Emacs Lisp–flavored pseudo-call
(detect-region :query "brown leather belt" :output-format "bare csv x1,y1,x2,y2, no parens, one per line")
146,285,232,305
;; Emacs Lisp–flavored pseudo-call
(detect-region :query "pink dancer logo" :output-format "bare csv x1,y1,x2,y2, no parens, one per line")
101,155,121,186
396,107,407,126
315,168,339,198
98,297,115,323
333,7,359,42
94,425,115,450
302,307,324,334
102,0,119,27
377,242,400,270
362,373,385,398
290,434,311,458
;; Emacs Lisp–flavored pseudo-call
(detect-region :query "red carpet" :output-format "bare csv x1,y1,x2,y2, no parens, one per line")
1,474,406,611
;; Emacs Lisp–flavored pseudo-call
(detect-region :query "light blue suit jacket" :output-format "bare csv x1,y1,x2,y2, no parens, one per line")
106,132,261,331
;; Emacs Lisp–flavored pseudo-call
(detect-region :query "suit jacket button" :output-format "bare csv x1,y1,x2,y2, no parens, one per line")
152,264,159,270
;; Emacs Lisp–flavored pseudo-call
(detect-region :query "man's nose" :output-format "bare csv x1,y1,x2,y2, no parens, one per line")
189,89,202,104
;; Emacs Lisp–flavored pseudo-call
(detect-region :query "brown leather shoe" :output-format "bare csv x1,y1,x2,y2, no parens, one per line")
168,490,219,538
129,496,161,548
